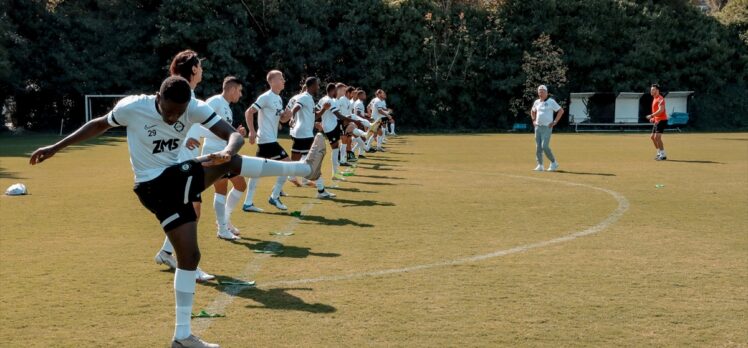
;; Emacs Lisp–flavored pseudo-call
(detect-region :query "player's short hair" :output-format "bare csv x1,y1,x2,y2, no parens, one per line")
169,50,202,81
326,83,336,93
266,70,283,83
335,82,347,90
376,89,384,95
222,76,242,90
357,89,365,96
304,77,319,88
160,76,192,104
346,86,355,93
651,83,661,90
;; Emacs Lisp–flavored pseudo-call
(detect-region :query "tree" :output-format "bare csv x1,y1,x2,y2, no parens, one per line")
509,33,568,120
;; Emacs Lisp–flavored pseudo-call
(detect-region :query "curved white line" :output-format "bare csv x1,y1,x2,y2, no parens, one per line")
259,171,629,288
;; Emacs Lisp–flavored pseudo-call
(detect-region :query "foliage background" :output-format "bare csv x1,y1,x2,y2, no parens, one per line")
1,0,746,131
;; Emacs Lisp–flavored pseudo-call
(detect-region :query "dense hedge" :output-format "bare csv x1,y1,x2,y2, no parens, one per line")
1,0,746,131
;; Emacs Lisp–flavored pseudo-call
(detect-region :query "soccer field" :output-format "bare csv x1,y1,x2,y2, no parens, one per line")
1,133,747,347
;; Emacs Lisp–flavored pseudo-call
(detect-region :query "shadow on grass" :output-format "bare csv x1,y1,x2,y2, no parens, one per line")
666,159,725,164
0,166,24,179
327,186,378,194
713,138,748,142
264,211,375,228
352,174,405,180
204,276,336,314
230,238,341,258
555,170,616,177
0,135,124,158
329,197,395,208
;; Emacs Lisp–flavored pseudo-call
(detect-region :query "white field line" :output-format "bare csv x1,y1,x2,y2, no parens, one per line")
192,201,317,333
259,169,629,288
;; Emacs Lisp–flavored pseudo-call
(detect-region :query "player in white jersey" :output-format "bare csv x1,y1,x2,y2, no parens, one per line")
316,83,354,182
335,83,354,167
288,77,336,198
370,89,394,152
29,76,327,348
351,89,372,158
158,50,218,282
203,77,246,239
242,70,293,212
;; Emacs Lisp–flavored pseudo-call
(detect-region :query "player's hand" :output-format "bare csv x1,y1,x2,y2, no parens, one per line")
185,138,201,150
646,115,652,120
314,122,323,131
248,131,257,145
29,145,58,165
201,150,232,167
236,125,247,137
549,121,556,128
322,102,332,110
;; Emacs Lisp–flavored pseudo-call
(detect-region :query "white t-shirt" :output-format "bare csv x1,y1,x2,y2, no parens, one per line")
202,95,232,152
251,90,283,144
532,98,562,126
290,92,315,139
337,96,352,117
105,94,219,183
370,98,387,120
352,100,365,118
317,95,339,133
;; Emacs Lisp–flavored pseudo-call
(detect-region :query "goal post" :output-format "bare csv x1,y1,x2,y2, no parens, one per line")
84,94,127,123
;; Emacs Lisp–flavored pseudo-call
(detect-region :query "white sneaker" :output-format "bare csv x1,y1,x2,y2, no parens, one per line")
533,165,544,171
242,204,264,213
172,334,220,348
195,267,215,282
317,190,336,199
226,222,240,236
332,173,346,181
268,196,288,211
304,133,327,181
217,225,240,241
548,162,559,172
155,250,177,270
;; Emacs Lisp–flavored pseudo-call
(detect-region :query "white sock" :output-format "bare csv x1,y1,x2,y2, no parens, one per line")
174,268,196,340
377,136,383,149
271,176,286,199
161,237,174,254
316,178,325,191
340,144,347,164
243,178,259,206
239,155,310,178
213,193,227,227
366,136,374,149
353,137,365,154
225,188,243,219
390,123,395,134
331,148,340,175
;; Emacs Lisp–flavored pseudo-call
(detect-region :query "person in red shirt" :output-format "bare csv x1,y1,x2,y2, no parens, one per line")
646,84,668,160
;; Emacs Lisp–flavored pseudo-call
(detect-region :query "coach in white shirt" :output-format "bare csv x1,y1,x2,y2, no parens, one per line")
530,85,564,172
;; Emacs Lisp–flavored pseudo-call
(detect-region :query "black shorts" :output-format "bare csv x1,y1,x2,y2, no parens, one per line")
652,121,667,134
291,137,314,154
133,160,205,232
324,127,341,144
256,142,289,160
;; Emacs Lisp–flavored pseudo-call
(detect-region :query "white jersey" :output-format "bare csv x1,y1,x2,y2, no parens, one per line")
370,97,387,120
202,95,232,153
105,94,219,183
317,95,339,133
353,100,366,118
251,90,283,144
290,92,315,139
337,96,352,117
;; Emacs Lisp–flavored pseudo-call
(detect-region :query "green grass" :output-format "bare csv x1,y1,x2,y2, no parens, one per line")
1,133,746,347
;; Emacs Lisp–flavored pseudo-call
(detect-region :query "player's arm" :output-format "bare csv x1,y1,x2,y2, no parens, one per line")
244,106,258,144
551,107,564,126
208,119,244,156
30,116,112,165
280,108,293,124
647,100,665,121
314,102,331,120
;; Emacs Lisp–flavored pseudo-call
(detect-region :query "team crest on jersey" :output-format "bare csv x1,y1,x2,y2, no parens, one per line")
180,162,191,172
173,121,185,132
